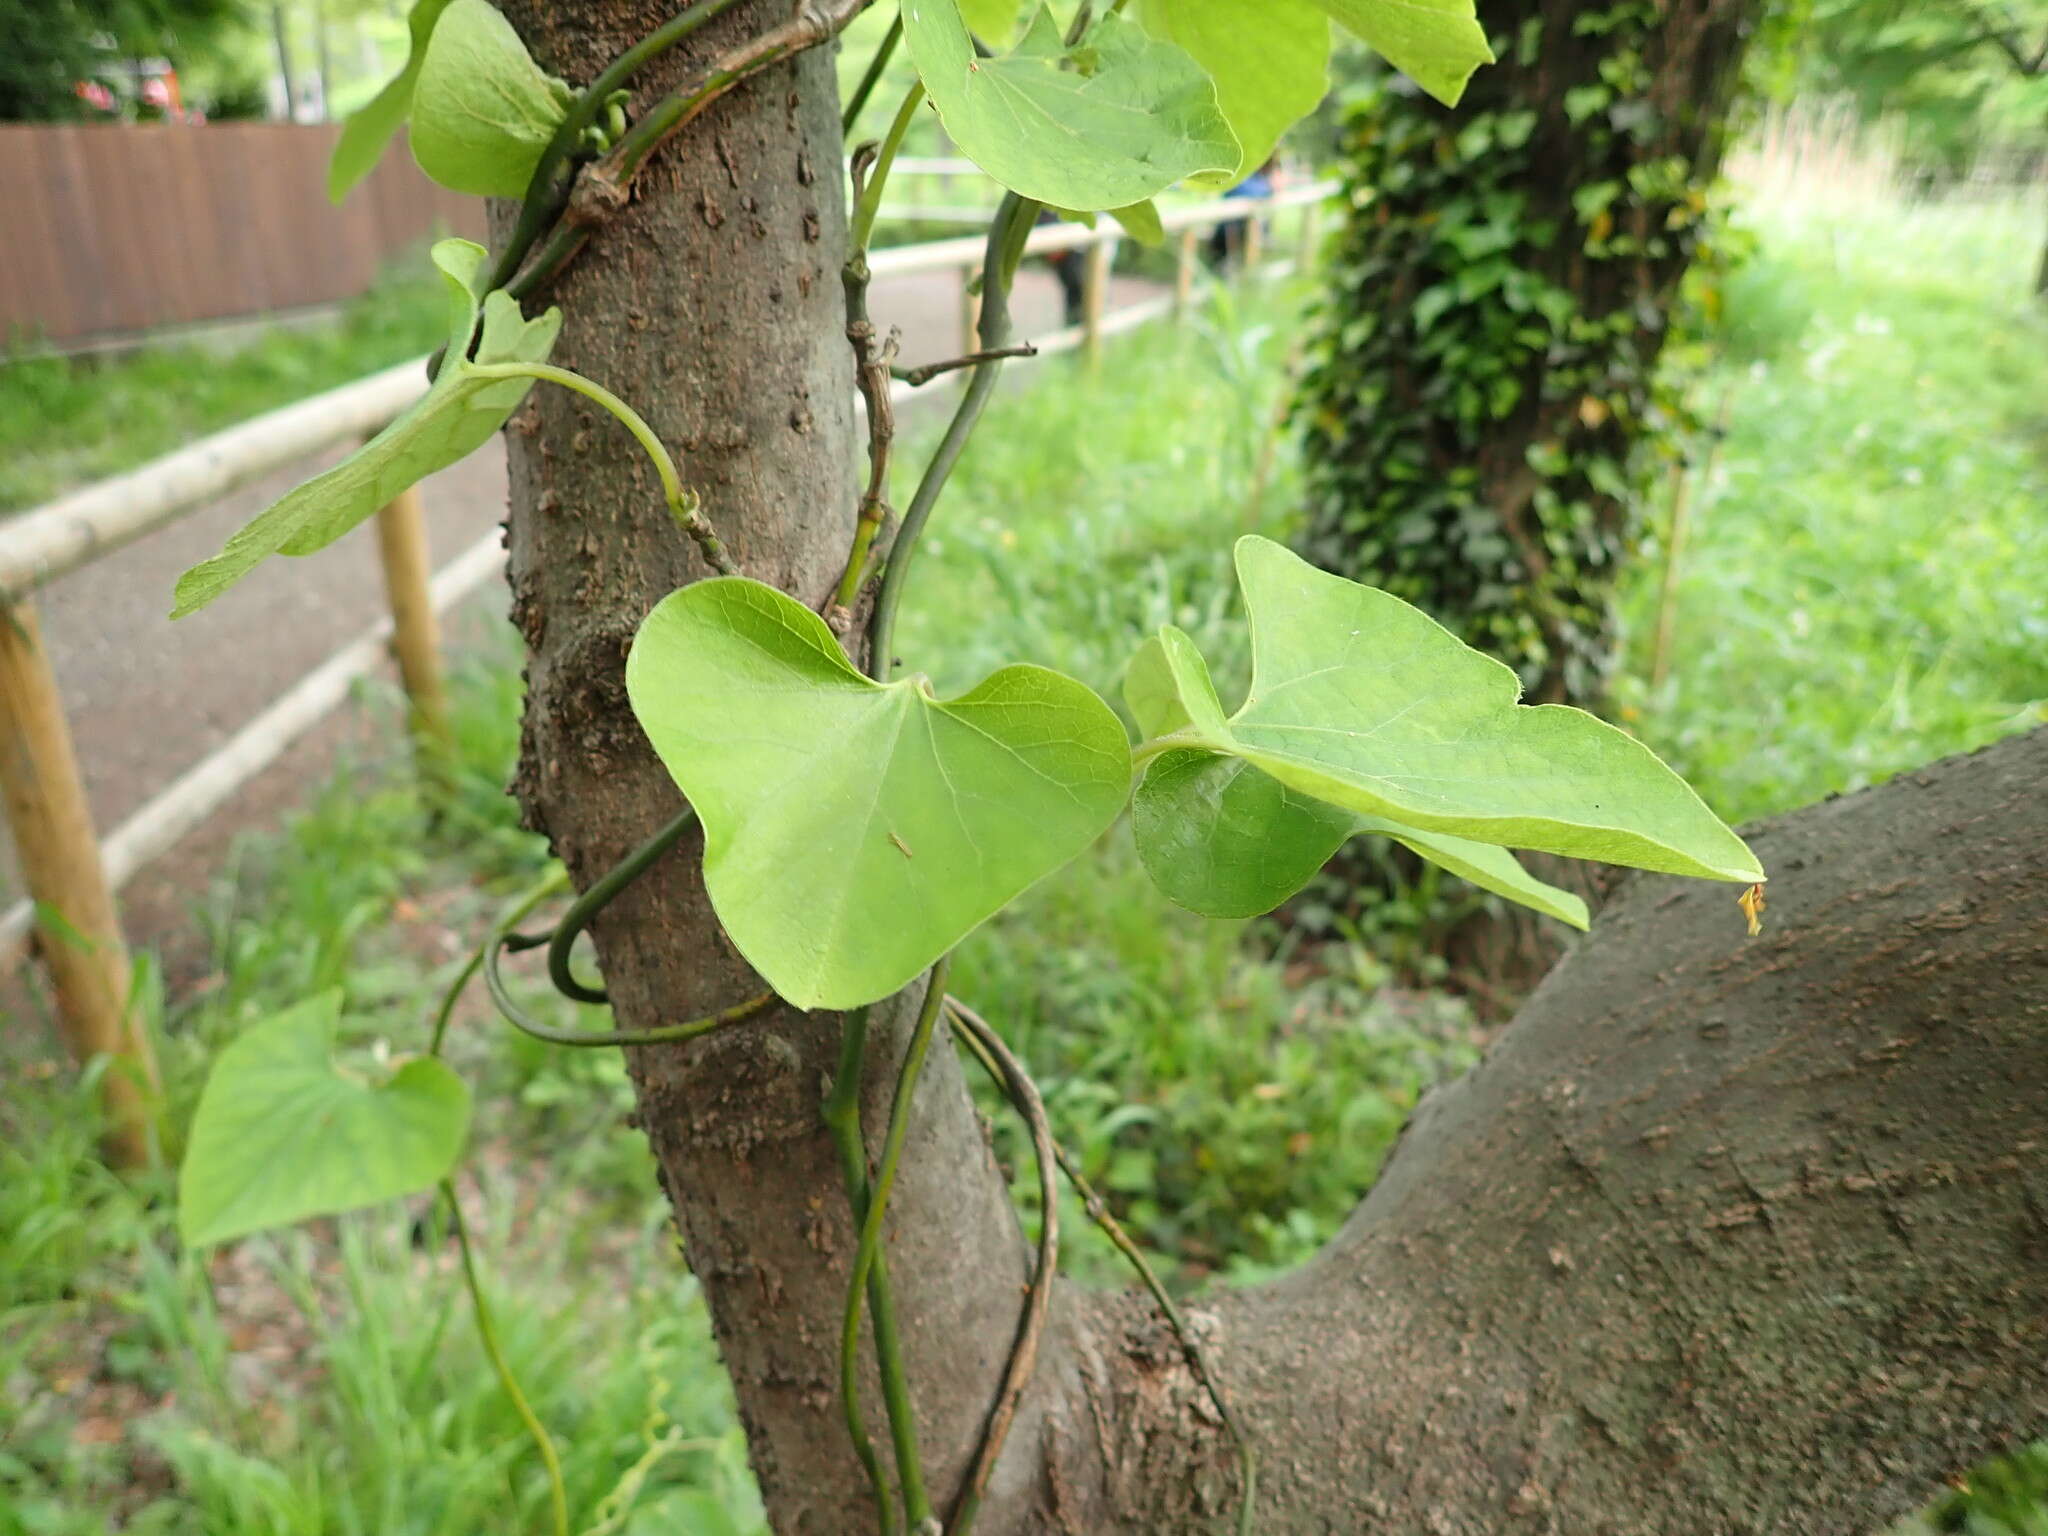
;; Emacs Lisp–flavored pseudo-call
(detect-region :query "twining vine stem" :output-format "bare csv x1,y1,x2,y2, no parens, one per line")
868,190,1037,679
948,997,1260,1535
940,1000,1058,1536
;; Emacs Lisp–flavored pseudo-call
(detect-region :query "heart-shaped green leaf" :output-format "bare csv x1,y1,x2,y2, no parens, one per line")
172,240,560,617
625,578,1132,1009
410,0,570,198
328,0,457,202
1314,0,1492,107
178,991,471,1247
1133,537,1763,885
904,1,1239,212
1136,0,1331,187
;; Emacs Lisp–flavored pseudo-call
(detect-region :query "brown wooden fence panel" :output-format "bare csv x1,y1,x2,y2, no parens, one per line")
0,123,486,349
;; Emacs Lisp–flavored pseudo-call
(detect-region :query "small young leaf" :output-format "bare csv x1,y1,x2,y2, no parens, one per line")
1110,199,1166,246
625,578,1131,1010
1132,748,1354,916
903,1,1238,212
957,0,1025,44
1313,0,1493,107
1135,537,1763,884
1130,747,1589,925
172,240,560,617
1136,0,1331,187
178,991,470,1248
410,0,570,198
328,0,457,202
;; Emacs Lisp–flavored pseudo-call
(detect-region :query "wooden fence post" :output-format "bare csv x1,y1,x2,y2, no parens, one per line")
1242,207,1264,275
1083,237,1111,363
0,598,159,1166
1173,226,1200,319
372,485,454,774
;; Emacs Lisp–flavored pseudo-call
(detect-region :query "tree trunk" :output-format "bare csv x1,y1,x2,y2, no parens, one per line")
492,4,1064,1529
490,6,2046,1531
1296,0,1761,705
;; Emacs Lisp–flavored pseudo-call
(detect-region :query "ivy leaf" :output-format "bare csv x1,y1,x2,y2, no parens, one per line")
410,0,570,198
1134,537,1763,884
1136,0,1331,187
903,1,1239,212
172,240,560,617
178,991,470,1248
328,0,457,202
1313,0,1493,107
625,578,1131,1010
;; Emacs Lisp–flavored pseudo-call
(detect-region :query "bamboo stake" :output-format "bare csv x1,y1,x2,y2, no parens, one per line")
1649,389,1736,690
1297,199,1321,268
0,598,158,1165
1173,226,1200,320
1242,208,1264,273
1083,238,1111,365
372,485,454,774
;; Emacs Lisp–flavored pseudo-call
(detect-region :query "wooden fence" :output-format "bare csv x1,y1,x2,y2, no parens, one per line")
0,123,484,350
0,179,1331,1162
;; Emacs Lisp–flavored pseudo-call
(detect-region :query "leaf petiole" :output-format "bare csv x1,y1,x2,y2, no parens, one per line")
462,360,736,574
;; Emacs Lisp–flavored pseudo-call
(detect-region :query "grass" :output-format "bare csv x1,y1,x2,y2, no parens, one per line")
4,178,2045,1532
1615,190,2048,824
0,257,449,516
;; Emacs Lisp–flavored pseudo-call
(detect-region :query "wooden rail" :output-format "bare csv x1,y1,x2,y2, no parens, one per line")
1,178,1333,1162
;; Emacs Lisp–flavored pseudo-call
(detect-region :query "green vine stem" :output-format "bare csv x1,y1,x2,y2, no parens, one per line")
445,1179,571,1536
543,805,700,1004
485,903,774,1049
946,997,1258,1535
820,1004,902,1536
839,959,951,1531
428,868,567,1056
841,11,903,133
606,0,869,183
867,191,1037,680
850,82,925,254
462,361,737,575
485,0,753,296
938,999,1057,1536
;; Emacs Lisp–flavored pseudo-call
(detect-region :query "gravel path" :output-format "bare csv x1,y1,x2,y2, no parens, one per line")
3,266,1161,957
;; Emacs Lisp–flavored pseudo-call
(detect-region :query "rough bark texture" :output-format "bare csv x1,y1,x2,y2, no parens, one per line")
489,6,2046,1532
490,5,1061,1529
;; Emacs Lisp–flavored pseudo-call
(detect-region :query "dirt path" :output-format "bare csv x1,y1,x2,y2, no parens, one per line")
2,266,1160,959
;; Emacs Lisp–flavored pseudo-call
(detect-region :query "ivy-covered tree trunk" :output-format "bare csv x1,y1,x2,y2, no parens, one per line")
1296,0,1761,704
485,5,2047,1532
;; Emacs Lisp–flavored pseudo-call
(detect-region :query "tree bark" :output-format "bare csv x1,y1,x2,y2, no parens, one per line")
489,6,2047,1531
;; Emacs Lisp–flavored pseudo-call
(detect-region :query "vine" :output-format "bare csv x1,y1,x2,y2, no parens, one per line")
168,3,1772,1533
1294,0,1754,704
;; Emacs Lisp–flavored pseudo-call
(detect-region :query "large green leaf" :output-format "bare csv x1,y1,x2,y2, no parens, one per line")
172,240,560,617
1313,0,1492,107
1136,0,1331,186
625,577,1131,1010
903,1,1238,211
328,0,457,202
409,0,570,198
1134,537,1764,884
179,991,470,1247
